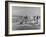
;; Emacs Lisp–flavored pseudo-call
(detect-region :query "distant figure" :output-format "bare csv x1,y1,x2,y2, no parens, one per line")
24,16,28,22
33,16,40,24
20,16,28,24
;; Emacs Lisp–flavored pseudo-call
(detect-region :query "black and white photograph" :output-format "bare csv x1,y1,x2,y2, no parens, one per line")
5,1,45,36
12,6,40,30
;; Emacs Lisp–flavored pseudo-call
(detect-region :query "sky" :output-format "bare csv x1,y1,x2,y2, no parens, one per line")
12,6,40,16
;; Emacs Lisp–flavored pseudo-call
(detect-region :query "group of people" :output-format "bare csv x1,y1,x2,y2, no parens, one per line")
13,15,40,25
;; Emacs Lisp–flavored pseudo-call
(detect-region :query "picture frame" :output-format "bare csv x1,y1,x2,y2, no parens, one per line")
5,1,45,36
